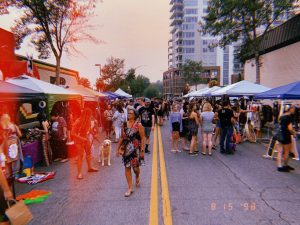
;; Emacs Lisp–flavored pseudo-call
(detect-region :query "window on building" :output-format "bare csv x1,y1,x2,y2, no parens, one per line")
182,24,195,30
184,0,198,6
183,40,195,46
183,32,195,38
184,17,198,23
203,40,207,45
185,9,198,14
183,48,195,53
209,47,214,53
203,48,208,53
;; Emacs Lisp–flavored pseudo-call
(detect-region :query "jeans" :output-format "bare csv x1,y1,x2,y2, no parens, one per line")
220,126,233,151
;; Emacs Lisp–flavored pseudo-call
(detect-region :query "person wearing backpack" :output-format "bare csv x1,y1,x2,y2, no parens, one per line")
218,100,234,154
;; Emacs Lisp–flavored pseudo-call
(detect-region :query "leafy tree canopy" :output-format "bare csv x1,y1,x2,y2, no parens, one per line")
78,77,91,89
182,60,206,89
143,84,161,99
7,0,99,84
201,0,298,83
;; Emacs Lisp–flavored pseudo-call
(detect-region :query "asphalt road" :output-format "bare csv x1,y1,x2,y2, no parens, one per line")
15,123,300,225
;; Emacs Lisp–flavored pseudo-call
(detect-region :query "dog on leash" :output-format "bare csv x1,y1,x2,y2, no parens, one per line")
99,139,112,166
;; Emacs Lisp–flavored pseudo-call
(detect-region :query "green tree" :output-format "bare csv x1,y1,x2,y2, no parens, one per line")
143,84,160,99
201,0,298,84
182,60,205,91
9,0,99,85
99,57,125,91
130,75,150,97
78,77,91,89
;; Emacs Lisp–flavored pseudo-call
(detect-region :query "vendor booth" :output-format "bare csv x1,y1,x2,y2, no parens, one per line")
254,81,300,161
6,75,82,115
211,80,271,97
255,80,300,100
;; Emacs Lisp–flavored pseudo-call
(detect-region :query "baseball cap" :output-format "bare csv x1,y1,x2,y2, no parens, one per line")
144,98,151,103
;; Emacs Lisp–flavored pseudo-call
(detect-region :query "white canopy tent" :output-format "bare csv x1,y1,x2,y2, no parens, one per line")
114,88,132,98
211,80,271,97
192,86,221,97
67,85,106,102
183,87,209,98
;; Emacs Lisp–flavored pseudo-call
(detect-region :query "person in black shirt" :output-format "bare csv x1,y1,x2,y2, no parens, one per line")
218,100,234,154
138,98,155,157
277,105,296,172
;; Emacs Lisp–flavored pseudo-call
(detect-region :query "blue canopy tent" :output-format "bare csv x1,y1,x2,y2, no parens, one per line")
255,81,300,100
102,91,124,99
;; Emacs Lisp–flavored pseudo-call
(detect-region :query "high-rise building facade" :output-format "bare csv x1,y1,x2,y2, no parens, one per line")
166,0,239,98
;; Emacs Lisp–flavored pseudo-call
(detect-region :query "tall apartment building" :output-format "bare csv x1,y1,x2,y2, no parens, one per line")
164,0,242,98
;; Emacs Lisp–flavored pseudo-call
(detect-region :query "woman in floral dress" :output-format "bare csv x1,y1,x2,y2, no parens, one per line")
116,107,145,197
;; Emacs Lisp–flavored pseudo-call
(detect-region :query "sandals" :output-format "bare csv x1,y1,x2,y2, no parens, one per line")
201,152,206,155
124,190,134,197
88,168,99,172
77,174,83,180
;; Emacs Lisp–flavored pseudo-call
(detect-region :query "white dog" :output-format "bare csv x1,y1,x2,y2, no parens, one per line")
99,139,111,166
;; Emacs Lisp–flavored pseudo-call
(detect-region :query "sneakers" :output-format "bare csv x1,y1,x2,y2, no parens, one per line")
189,152,198,156
277,167,290,172
285,165,295,171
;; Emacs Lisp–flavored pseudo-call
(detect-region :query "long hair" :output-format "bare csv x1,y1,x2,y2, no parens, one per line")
75,108,93,135
188,103,196,117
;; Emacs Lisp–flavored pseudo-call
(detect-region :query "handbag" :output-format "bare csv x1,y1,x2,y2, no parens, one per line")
118,144,126,156
5,200,33,225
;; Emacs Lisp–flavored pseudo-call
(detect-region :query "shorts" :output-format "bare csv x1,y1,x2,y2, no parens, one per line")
144,127,152,138
172,122,180,132
216,121,221,128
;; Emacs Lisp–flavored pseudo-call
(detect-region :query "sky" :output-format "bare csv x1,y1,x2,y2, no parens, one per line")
0,0,170,86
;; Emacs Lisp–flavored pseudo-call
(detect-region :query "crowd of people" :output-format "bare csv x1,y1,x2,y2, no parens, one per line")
0,95,299,213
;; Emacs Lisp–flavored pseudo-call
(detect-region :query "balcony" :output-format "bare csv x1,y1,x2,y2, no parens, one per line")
170,18,183,27
170,1,183,12
170,25,181,34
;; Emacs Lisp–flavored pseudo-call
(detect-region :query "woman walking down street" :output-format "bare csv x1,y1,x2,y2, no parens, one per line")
104,105,113,139
277,105,296,172
200,103,215,156
188,103,199,156
170,104,182,153
180,101,189,151
112,103,126,143
116,107,145,197
72,108,99,179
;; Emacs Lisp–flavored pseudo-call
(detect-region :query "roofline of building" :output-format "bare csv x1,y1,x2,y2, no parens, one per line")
245,14,300,60
16,54,79,78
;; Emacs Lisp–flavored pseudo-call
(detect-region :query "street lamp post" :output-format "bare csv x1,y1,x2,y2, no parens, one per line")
95,64,101,76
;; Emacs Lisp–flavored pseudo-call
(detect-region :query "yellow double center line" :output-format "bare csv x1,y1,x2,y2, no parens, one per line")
149,125,173,225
